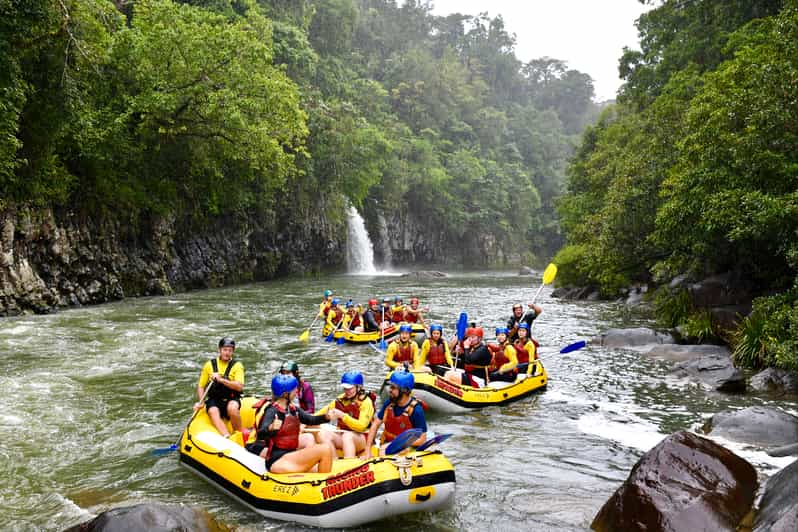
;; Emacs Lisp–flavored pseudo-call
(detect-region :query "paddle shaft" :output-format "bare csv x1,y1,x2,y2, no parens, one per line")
154,381,213,455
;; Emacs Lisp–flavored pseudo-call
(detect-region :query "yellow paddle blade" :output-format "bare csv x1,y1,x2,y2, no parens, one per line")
298,329,310,342
542,263,558,285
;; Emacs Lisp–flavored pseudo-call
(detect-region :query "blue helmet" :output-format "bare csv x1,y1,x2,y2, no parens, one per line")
399,323,412,333
518,322,530,330
331,297,341,306
346,300,354,308
495,327,509,336
429,324,443,333
271,374,298,398
324,289,333,297
341,370,364,388
389,370,414,392
394,296,403,302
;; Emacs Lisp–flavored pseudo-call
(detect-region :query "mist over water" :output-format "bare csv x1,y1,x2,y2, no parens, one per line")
0,272,793,531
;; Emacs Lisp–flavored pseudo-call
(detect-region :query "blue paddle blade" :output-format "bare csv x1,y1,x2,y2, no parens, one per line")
385,428,424,455
414,433,453,451
456,312,468,341
325,332,335,342
560,340,586,354
151,443,178,456
378,338,387,349
336,336,346,344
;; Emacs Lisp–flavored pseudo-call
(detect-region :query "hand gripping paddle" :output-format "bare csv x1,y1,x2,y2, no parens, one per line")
414,433,453,451
384,428,424,455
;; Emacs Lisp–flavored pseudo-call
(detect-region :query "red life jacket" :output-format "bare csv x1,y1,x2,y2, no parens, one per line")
334,392,372,432
349,312,361,328
488,343,511,371
404,310,418,323
322,301,332,316
392,341,414,363
381,307,393,322
513,341,530,364
264,403,300,458
332,308,344,324
382,398,419,444
427,340,448,366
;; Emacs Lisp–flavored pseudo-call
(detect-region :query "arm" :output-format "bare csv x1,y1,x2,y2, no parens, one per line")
408,404,427,447
443,342,454,367
499,345,518,373
215,362,244,393
385,342,400,369
411,343,420,368
342,398,374,433
416,339,430,367
526,340,538,361
298,408,329,426
195,362,211,405
256,406,280,440
361,415,383,458
525,304,542,320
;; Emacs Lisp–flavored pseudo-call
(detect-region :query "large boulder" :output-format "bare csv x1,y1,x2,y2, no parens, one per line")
754,458,798,532
64,503,229,532
596,327,676,348
645,343,730,363
591,431,758,532
702,406,798,448
400,270,447,278
749,368,798,397
670,353,746,393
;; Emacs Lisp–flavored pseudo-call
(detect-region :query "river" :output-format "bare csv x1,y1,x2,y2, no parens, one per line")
0,271,794,531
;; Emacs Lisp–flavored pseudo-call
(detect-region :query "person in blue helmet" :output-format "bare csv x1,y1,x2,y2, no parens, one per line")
417,324,453,376
487,327,518,382
325,297,345,329
319,289,334,318
512,322,539,375
245,374,337,473
362,370,426,457
385,323,419,369
313,370,375,459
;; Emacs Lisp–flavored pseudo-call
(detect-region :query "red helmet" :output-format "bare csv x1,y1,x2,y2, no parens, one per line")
465,327,483,339
410,297,419,305
368,298,378,306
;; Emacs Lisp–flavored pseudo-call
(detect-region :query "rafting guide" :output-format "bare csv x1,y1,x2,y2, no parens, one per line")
194,336,244,438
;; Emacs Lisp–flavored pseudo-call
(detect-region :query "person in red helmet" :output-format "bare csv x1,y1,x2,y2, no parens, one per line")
460,326,492,386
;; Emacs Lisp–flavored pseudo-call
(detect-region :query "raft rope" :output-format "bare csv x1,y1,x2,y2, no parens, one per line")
186,430,439,486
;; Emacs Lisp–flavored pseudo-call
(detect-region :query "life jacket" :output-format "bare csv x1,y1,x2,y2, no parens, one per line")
331,307,344,324
381,307,393,322
404,310,418,323
334,390,374,432
488,343,511,371
297,380,313,412
347,311,361,328
260,402,300,460
392,341,414,363
322,301,332,316
513,341,530,364
207,359,241,401
381,398,420,444
426,340,448,366
390,305,404,322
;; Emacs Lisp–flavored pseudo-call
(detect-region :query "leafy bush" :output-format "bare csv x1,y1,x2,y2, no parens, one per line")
653,287,692,329
552,244,594,287
732,289,798,371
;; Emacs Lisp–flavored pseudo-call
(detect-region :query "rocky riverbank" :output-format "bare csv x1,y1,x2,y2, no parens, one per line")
0,204,345,316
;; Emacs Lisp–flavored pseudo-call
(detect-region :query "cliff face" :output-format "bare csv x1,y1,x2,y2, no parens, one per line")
0,204,345,315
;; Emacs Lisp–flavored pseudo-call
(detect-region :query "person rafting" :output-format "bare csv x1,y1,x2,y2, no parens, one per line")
403,297,428,326
487,327,518,382
385,323,419,370
362,370,426,457
245,374,337,473
194,337,244,438
313,371,375,459
507,302,542,341
280,360,315,413
380,297,393,326
417,324,453,376
390,296,405,323
461,327,492,385
319,289,334,318
325,298,345,329
513,322,539,375
360,299,381,333
342,301,362,331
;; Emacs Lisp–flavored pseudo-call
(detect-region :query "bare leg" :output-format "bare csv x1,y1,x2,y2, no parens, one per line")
207,406,229,437
341,432,366,459
269,444,334,474
318,430,343,458
226,401,242,433
298,433,316,449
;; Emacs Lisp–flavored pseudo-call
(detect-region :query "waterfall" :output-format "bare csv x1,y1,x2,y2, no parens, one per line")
346,206,377,274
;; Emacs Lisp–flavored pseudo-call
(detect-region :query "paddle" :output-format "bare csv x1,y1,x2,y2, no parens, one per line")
378,307,388,349
152,382,213,456
325,314,345,342
560,340,586,353
384,427,424,455
526,263,558,376
451,311,468,370
415,432,453,451
298,312,321,342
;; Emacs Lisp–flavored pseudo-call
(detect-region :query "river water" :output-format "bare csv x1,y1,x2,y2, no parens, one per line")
0,271,794,531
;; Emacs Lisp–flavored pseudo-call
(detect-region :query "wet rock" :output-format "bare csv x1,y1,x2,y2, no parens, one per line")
645,343,730,363
753,458,798,532
591,431,757,532
597,327,676,348
670,353,746,393
750,368,798,396
703,406,798,448
624,284,648,306
63,502,230,532
552,286,601,300
400,270,448,278
767,443,798,457
518,266,534,275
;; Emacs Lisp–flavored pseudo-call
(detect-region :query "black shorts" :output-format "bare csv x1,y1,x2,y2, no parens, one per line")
245,441,291,469
205,397,241,418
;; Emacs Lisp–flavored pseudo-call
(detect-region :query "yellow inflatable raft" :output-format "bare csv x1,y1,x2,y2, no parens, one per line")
178,397,456,527
322,322,427,344
386,364,548,414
